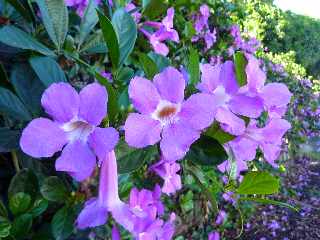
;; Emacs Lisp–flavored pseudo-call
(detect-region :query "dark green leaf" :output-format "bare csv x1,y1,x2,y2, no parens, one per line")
143,0,166,19
0,87,32,121
205,122,235,144
138,53,158,79
116,67,134,83
187,135,228,166
118,87,130,110
6,0,33,22
0,200,8,218
234,51,247,87
8,169,39,200
97,10,120,69
0,216,11,238
29,56,67,87
40,177,68,203
148,52,171,71
116,141,158,174
188,48,200,85
0,26,55,56
80,30,107,54
112,8,137,65
9,192,31,215
239,197,298,211
0,63,9,87
10,63,45,116
237,172,280,195
29,198,48,217
79,0,98,46
180,191,193,213
36,0,68,50
51,206,76,240
0,128,20,152
10,213,32,238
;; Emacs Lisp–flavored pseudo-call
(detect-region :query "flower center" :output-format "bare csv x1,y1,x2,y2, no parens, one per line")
151,100,180,126
213,86,231,107
62,120,94,142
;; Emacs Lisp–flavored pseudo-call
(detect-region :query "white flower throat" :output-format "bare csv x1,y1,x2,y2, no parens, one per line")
151,100,181,127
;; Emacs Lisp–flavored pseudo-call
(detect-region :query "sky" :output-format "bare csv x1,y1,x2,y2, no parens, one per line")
274,0,320,19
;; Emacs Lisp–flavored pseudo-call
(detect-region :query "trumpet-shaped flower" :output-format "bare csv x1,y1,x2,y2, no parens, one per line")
65,0,101,17
124,67,216,161
198,62,264,136
125,2,141,23
20,83,119,181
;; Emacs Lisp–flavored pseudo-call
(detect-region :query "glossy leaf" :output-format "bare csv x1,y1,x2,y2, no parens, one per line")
237,172,280,195
138,53,158,79
0,128,20,153
9,192,31,215
143,0,166,19
36,0,68,50
205,122,235,144
0,216,11,238
0,87,32,121
51,206,76,240
112,8,137,65
79,0,99,46
188,47,200,85
0,200,8,218
234,51,248,87
10,213,33,238
0,26,55,56
40,177,68,203
29,56,67,87
29,198,48,217
6,0,33,22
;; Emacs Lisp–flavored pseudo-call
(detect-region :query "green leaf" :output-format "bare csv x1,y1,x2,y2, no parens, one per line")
238,197,298,211
138,53,158,79
36,0,68,50
97,10,120,69
79,0,98,47
205,122,235,144
143,0,166,19
187,135,228,166
0,128,20,152
180,191,193,213
234,51,247,87
0,63,9,87
8,169,39,200
79,30,107,54
116,141,158,174
112,8,137,65
0,200,8,218
10,63,45,116
0,87,32,121
40,177,68,203
51,206,76,240
9,192,31,215
29,198,48,217
148,52,171,71
237,172,280,195
29,56,67,87
6,0,33,22
188,48,200,85
0,26,55,56
0,216,11,238
10,213,32,238
118,87,130,110
116,67,134,83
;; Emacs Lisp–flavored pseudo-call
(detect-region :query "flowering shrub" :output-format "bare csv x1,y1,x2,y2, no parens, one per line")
0,0,317,239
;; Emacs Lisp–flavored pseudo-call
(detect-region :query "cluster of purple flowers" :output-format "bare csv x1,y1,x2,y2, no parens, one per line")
65,0,101,16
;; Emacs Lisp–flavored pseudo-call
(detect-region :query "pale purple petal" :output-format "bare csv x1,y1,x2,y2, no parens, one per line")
215,107,245,136
179,93,216,130
153,67,185,103
229,136,258,162
229,94,263,118
79,83,108,126
262,119,291,143
128,77,160,114
160,122,200,161
112,225,121,240
88,127,119,162
55,140,96,181
76,198,108,229
198,64,221,93
41,83,79,123
219,61,239,94
217,159,248,177
124,113,162,148
20,118,67,158
260,143,281,167
246,54,266,93
162,7,174,29
208,232,220,240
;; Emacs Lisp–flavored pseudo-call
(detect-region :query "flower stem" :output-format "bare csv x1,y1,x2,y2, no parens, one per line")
11,151,20,172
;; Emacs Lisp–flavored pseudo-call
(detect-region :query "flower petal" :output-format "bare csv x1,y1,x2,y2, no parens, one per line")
219,61,239,94
215,107,245,136
76,198,108,229
198,64,221,93
245,54,266,93
153,67,185,103
229,136,259,162
151,40,169,56
179,93,216,130
262,119,291,143
260,143,281,167
41,83,79,123
79,83,108,126
124,113,162,148
88,127,119,163
55,140,96,181
20,118,67,158
229,94,263,118
128,77,160,114
160,122,200,161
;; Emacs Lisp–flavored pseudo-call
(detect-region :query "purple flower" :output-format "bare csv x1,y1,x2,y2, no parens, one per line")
100,71,113,83
151,160,182,195
198,62,264,136
65,0,101,17
230,25,260,54
208,231,220,240
112,225,120,240
124,67,216,161
20,83,118,181
215,210,226,225
141,8,179,56
229,119,291,167
125,3,141,23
